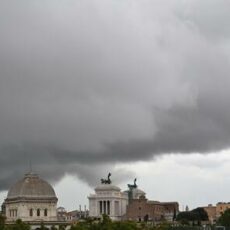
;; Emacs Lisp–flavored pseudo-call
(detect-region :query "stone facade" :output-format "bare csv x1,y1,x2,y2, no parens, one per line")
88,184,128,221
201,202,230,224
216,202,230,219
5,201,57,222
203,204,217,224
126,195,179,222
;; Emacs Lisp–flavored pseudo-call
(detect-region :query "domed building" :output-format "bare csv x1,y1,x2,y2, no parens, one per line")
88,174,128,220
4,172,58,223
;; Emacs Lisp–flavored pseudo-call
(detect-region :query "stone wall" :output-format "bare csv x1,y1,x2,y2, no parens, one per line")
5,201,57,222
126,196,178,222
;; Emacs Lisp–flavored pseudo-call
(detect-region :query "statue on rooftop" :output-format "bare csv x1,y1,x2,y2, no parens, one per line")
128,178,137,189
101,172,112,184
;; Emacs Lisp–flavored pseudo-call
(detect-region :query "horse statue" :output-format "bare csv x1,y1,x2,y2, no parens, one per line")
101,173,112,184
128,178,137,189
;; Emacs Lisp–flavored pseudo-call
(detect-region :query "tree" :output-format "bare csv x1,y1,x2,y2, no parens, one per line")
70,218,138,230
176,208,208,225
191,208,208,221
99,214,112,230
0,214,6,230
112,221,138,230
58,225,66,230
218,209,230,227
40,222,46,230
176,211,197,222
51,226,58,230
70,223,88,230
5,219,30,230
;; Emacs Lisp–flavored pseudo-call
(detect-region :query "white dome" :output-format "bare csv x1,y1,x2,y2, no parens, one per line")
132,187,146,199
95,184,121,192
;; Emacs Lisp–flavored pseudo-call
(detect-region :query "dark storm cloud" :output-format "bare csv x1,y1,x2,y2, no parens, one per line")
0,0,230,190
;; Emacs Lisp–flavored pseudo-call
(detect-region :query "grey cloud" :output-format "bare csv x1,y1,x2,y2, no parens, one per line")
0,0,230,190
179,0,230,41
175,154,229,169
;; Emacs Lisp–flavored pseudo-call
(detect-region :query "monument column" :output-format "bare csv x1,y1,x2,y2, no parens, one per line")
110,200,114,216
105,201,107,215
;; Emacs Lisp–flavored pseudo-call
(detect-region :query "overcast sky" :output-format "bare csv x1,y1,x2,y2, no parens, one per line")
1,0,230,211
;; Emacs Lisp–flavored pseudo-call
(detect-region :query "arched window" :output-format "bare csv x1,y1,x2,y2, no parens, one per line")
30,209,33,217
44,209,48,216
37,209,40,216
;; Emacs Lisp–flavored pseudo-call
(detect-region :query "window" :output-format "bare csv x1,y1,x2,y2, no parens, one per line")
44,209,48,216
37,209,40,216
30,209,33,217
9,209,17,217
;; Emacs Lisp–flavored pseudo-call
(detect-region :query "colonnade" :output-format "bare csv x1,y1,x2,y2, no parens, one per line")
99,200,111,215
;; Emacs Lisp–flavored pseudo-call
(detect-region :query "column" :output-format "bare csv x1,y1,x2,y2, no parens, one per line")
105,201,107,215
110,200,114,217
